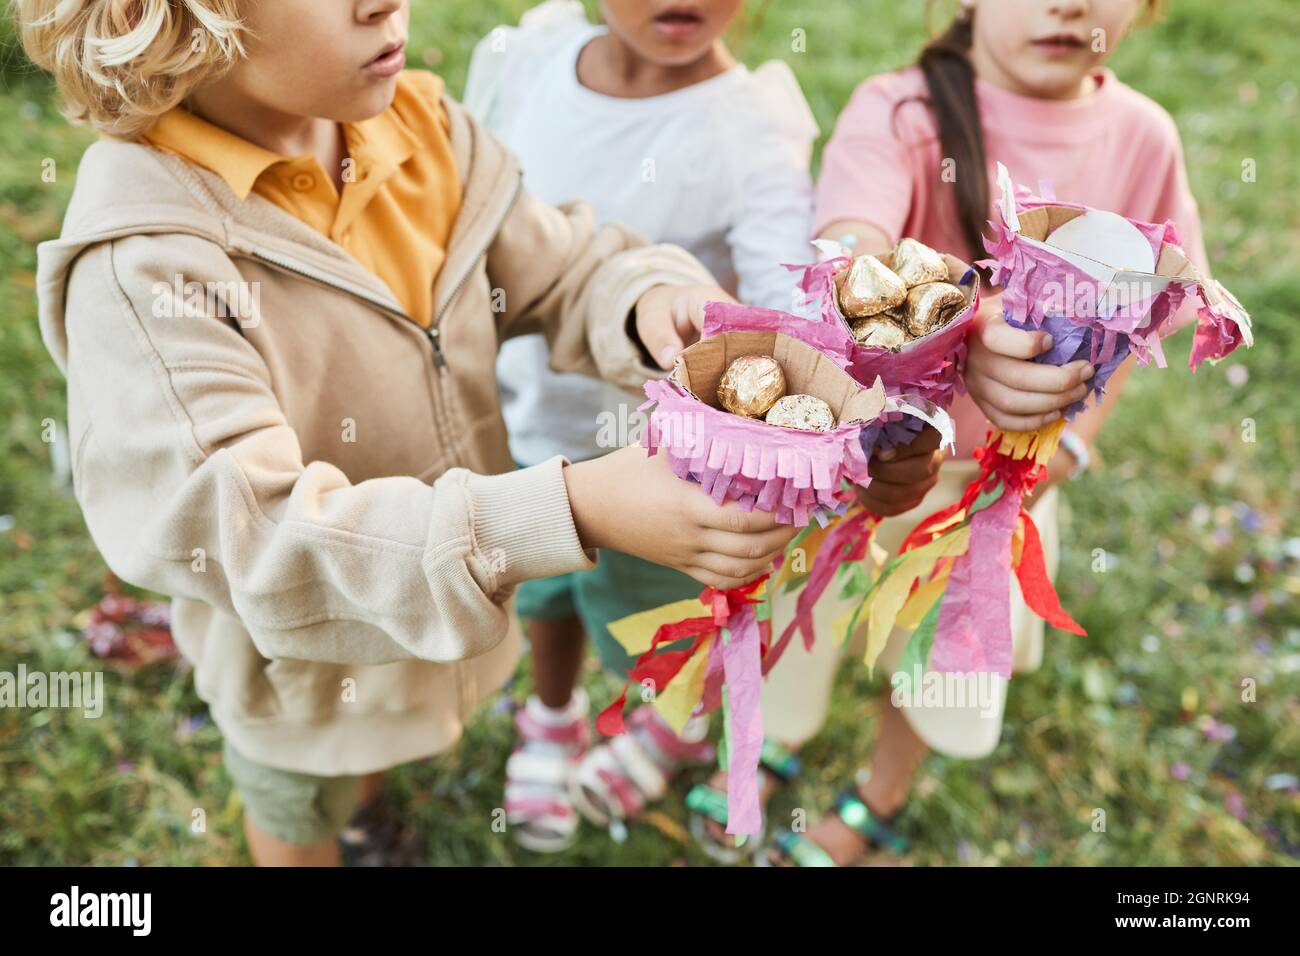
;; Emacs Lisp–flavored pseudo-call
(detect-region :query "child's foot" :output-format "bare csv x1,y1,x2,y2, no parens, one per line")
702,775,780,848
571,707,714,829
338,794,424,867
686,738,801,862
766,775,908,867
504,689,591,853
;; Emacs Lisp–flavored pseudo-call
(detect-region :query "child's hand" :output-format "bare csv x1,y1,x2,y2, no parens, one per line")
633,284,737,369
564,445,798,590
965,300,1095,432
856,426,946,516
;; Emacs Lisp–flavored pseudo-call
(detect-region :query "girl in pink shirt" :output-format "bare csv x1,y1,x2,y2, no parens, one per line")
738,0,1208,866
817,0,1207,457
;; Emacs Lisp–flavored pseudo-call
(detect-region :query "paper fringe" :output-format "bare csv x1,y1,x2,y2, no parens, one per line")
994,418,1067,467
982,177,1252,374
1189,279,1253,370
641,379,871,527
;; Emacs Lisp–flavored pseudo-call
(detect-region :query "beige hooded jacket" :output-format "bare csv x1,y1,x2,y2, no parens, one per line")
35,94,713,774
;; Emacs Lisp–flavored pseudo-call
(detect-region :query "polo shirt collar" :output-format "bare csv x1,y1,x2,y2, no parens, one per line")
142,101,419,202
347,100,420,177
143,107,284,200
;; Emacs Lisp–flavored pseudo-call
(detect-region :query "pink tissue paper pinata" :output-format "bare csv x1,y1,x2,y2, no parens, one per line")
640,329,888,528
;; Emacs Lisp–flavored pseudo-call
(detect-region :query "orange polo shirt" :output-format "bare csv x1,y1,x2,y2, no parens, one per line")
141,71,461,327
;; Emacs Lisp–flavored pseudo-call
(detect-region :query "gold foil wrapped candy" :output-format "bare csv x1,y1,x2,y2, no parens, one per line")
892,238,949,287
716,354,786,417
764,394,836,432
837,254,907,317
902,282,966,338
849,316,907,351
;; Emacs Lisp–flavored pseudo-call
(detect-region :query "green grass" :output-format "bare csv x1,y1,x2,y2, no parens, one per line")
1,0,1297,866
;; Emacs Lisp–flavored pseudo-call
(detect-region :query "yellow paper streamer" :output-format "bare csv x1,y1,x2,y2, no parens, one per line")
994,417,1066,466
864,526,972,671
923,505,971,539
772,515,837,591
651,634,713,734
868,533,890,570
607,598,708,656
895,572,950,631
830,606,857,647
1011,515,1026,569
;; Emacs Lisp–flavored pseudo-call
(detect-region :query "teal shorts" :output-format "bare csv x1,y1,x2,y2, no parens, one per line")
515,545,700,676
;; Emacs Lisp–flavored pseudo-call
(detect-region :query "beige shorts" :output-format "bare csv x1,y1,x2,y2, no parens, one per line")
761,459,1060,758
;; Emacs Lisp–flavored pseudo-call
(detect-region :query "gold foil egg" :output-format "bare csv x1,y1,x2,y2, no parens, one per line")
892,238,949,287
716,354,786,417
764,394,836,432
837,254,907,318
902,281,967,338
850,316,908,351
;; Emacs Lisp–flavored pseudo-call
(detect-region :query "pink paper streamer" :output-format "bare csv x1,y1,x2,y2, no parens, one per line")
721,604,764,836
697,627,726,715
929,488,1022,678
769,510,872,671
1189,295,1250,370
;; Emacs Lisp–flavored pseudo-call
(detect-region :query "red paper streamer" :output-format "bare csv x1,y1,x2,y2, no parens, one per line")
1015,509,1086,636
596,578,767,736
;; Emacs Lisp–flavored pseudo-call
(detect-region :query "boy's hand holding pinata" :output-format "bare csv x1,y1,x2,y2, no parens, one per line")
565,445,796,592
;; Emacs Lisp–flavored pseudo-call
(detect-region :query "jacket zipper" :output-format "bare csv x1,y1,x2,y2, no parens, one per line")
426,326,447,370
245,245,452,369
430,171,524,335
243,245,457,462
243,170,522,374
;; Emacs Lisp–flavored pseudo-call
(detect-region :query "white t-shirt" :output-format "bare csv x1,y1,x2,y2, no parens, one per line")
465,0,817,465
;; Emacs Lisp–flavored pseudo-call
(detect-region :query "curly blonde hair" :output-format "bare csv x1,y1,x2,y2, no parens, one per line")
13,0,246,139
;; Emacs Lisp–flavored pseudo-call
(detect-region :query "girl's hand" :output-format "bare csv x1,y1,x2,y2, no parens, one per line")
633,284,736,369
965,301,1095,432
856,425,946,517
564,445,798,590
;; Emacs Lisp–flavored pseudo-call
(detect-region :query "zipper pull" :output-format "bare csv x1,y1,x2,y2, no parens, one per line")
427,326,448,370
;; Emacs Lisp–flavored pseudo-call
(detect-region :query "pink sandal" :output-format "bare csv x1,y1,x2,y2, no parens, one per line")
504,689,591,853
570,706,715,831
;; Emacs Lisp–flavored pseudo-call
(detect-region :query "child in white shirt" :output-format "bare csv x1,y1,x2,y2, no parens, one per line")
465,0,816,852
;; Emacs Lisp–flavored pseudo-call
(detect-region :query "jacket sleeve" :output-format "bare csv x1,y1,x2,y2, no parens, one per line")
486,183,718,393
59,235,595,667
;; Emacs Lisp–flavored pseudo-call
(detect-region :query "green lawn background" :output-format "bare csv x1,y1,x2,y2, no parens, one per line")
0,0,1296,865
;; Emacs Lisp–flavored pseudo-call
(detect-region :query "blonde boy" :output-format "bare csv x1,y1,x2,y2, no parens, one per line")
18,0,795,864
